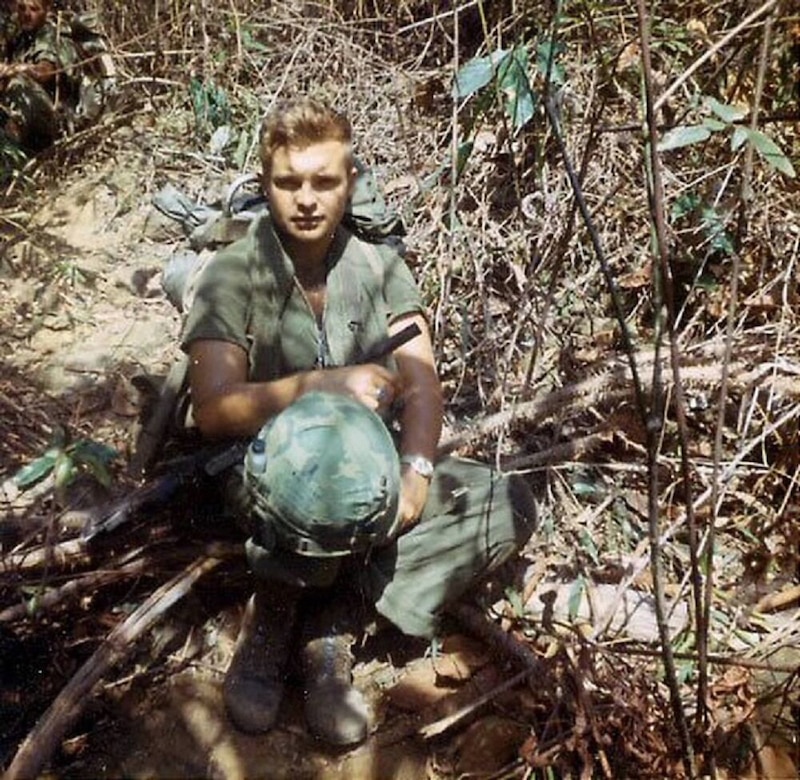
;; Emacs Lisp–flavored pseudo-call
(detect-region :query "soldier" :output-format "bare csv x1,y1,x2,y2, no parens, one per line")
181,98,538,745
0,0,78,152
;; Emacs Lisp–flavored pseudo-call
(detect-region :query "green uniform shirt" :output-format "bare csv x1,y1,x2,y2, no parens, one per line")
181,213,424,378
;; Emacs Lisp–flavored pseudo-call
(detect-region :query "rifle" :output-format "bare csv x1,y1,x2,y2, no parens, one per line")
83,322,422,543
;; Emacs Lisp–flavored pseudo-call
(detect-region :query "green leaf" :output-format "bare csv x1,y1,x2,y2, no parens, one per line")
671,192,701,220
69,439,118,488
505,586,525,618
453,50,509,98
675,658,695,684
706,97,747,124
419,141,474,192
241,28,269,53
53,451,77,490
701,117,727,133
75,452,113,487
13,449,59,488
745,128,796,178
70,439,119,463
498,45,536,130
657,125,712,152
572,480,598,497
579,530,600,565
731,126,748,151
700,206,734,255
567,577,585,621
536,39,566,85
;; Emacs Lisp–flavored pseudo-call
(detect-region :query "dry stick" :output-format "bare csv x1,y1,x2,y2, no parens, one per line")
601,644,800,675
636,4,700,776
0,557,150,623
0,538,89,574
396,0,480,34
4,543,239,780
706,7,777,772
518,8,604,398
652,0,778,114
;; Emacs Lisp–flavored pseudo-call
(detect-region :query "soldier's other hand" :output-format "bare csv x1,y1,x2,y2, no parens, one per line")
310,364,401,413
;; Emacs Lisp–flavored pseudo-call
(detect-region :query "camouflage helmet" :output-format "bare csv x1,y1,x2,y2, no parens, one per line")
244,391,401,557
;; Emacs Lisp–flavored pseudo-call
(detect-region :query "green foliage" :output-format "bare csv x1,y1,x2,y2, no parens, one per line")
240,26,269,54
567,575,586,621
0,135,27,183
189,78,232,150
454,38,564,134
13,429,119,498
52,257,95,288
657,96,795,178
671,193,734,257
504,585,525,619
578,529,600,565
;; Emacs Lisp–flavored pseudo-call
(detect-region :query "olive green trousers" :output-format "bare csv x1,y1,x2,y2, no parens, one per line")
231,456,537,639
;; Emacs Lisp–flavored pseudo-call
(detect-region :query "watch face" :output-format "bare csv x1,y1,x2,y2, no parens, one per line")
403,455,433,478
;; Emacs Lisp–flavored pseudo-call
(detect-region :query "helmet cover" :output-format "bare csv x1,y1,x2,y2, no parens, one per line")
244,391,401,557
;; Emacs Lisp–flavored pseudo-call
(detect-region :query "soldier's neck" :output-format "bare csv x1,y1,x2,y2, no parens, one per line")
285,235,336,286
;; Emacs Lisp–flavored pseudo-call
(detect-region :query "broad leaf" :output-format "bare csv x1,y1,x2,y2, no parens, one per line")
706,97,747,124
53,452,76,490
746,128,796,178
701,117,727,133
731,126,748,151
657,125,711,151
579,530,600,565
13,449,59,488
71,440,118,488
536,39,566,85
453,50,509,98
498,46,536,130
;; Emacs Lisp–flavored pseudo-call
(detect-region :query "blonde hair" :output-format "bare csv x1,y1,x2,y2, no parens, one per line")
260,98,353,172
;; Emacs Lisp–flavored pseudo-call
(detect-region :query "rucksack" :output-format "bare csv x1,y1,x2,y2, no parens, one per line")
130,163,405,477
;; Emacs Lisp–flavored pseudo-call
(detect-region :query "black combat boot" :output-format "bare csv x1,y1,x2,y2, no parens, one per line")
223,580,299,733
301,599,370,745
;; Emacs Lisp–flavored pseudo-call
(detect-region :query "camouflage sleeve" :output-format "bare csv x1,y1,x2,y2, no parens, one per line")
22,22,78,70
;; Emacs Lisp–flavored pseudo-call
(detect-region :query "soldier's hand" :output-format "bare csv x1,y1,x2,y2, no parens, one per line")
395,467,429,534
309,364,401,414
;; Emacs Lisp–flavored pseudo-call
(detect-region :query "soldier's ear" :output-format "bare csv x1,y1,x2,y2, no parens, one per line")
347,165,358,196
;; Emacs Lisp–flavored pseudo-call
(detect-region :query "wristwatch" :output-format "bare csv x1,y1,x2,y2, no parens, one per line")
400,454,434,480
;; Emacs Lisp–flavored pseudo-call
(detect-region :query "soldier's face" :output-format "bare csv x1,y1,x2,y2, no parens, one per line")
16,0,49,32
264,140,356,253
